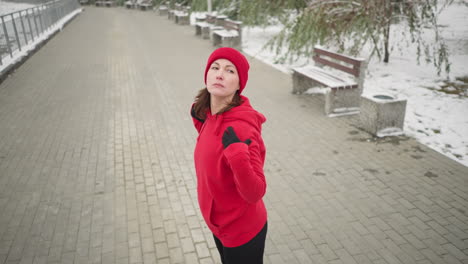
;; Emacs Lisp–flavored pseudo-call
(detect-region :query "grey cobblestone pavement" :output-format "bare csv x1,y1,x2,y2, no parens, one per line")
0,6,467,264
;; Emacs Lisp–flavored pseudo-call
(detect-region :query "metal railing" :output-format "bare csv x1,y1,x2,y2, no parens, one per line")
0,0,80,65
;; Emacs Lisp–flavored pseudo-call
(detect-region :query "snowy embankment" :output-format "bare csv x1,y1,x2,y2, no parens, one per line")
0,2,82,75
0,1,34,16
239,2,468,167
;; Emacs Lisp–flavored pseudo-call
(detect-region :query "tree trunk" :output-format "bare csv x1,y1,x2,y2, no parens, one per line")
383,0,392,63
384,24,390,63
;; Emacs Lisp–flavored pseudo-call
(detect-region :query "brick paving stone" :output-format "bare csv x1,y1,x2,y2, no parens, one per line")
128,247,143,264
142,253,157,264
421,248,446,263
267,253,284,264
443,243,468,260
169,247,184,264
335,248,358,264
199,257,215,264
195,243,210,259
443,254,464,264
181,237,195,254
183,253,199,264
0,5,467,264
155,242,169,260
352,254,373,264
317,244,339,261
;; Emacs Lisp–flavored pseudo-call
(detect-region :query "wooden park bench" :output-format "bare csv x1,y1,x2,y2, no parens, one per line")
168,3,183,21
104,0,116,7
195,14,224,39
95,0,115,7
174,6,190,25
159,4,168,15
212,19,242,49
124,0,136,8
137,0,153,11
292,46,366,116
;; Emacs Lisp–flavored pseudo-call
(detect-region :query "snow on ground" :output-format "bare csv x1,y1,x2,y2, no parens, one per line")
241,2,468,167
0,1,34,16
0,2,82,74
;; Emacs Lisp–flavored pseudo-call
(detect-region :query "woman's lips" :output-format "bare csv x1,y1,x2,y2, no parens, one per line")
213,83,225,88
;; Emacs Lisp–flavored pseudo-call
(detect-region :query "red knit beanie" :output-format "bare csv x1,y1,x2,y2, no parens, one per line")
204,47,250,94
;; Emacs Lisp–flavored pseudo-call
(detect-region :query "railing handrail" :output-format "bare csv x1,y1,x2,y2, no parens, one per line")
0,0,66,19
0,0,80,66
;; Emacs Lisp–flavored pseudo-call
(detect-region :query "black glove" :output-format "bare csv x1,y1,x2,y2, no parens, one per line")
222,126,251,149
191,106,205,123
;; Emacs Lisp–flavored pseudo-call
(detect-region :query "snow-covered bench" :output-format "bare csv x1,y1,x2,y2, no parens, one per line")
195,14,224,40
292,46,366,116
168,3,184,21
159,5,168,15
104,0,116,7
124,0,136,8
212,19,242,49
137,0,153,11
95,0,115,7
174,6,190,25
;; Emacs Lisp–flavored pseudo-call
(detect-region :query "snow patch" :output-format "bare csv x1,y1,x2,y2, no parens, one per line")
0,8,83,74
377,127,405,138
243,1,468,167
304,87,329,95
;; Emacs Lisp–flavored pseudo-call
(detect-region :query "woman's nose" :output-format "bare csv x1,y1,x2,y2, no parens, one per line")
216,72,224,80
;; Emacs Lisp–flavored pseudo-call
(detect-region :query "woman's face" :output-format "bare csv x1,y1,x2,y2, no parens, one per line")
206,59,240,100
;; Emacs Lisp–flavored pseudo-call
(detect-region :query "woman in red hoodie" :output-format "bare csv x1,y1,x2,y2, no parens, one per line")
191,47,268,263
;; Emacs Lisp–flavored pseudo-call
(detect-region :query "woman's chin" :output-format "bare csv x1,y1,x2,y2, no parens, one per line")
208,89,230,98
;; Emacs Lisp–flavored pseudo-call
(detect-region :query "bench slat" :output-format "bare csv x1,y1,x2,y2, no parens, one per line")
313,55,359,77
294,66,357,89
315,47,364,65
213,29,239,37
195,22,210,27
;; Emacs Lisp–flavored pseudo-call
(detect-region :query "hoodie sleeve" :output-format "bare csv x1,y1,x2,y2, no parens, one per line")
192,118,203,134
190,104,204,133
223,130,266,203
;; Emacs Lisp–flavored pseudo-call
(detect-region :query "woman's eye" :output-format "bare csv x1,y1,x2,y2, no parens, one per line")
211,66,218,70
228,70,235,74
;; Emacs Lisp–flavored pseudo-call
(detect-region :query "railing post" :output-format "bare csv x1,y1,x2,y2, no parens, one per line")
19,11,29,46
1,16,13,58
38,7,46,33
11,13,21,52
26,9,35,42
32,8,41,36
0,0,79,67
45,5,52,29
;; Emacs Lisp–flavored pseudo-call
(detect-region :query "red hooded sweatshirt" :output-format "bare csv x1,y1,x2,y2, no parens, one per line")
192,95,267,247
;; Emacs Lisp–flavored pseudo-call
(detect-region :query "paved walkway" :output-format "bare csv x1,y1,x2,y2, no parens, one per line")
0,6,467,264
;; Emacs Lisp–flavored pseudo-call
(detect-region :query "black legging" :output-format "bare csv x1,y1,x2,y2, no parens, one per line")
213,222,268,264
